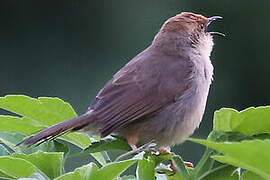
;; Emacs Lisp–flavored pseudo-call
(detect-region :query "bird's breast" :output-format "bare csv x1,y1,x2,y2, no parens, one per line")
157,49,214,146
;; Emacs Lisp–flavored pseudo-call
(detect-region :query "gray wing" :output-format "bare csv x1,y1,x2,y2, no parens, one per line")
89,47,193,137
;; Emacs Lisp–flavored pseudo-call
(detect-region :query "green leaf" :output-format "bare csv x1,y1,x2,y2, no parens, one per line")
55,163,99,180
0,171,13,180
56,160,136,180
97,159,137,180
90,152,109,166
19,140,69,155
136,158,155,180
0,144,10,156
120,175,136,180
0,95,77,124
190,148,216,179
206,130,251,142
156,174,168,180
150,152,172,166
0,131,69,156
153,153,189,180
18,172,49,180
189,138,239,180
242,170,266,180
172,155,189,179
0,132,25,149
81,136,132,166
156,173,187,180
200,165,238,180
28,172,50,180
0,95,91,149
155,164,175,176
0,95,107,167
213,107,270,136
0,115,44,135
0,156,36,179
156,172,185,180
61,133,91,150
11,152,64,179
190,139,270,179
83,136,131,153
68,144,110,166
162,172,184,180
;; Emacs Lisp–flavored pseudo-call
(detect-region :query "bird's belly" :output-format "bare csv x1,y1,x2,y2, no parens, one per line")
133,78,211,147
162,81,210,146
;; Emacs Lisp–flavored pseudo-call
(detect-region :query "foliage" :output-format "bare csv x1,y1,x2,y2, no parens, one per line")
0,95,269,179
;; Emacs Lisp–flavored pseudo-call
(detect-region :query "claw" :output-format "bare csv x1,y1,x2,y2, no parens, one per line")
157,147,171,154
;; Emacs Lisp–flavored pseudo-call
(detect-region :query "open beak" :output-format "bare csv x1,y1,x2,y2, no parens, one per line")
206,16,225,37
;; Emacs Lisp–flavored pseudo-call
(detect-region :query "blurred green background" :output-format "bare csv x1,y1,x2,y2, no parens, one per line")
1,0,270,169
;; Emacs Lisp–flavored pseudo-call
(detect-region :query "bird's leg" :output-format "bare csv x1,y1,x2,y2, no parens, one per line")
157,147,194,170
115,136,156,161
117,135,193,169
126,134,156,152
127,134,138,151
114,134,140,161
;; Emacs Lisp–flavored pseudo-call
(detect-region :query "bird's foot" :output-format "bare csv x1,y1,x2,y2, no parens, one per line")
157,147,193,171
156,147,171,154
117,141,193,170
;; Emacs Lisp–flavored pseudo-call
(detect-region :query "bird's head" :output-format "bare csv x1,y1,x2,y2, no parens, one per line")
161,12,223,41
153,12,223,56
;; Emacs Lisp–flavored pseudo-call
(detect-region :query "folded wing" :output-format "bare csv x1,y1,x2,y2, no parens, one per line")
89,47,192,137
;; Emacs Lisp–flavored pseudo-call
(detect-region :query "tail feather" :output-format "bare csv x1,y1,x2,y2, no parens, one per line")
18,112,94,147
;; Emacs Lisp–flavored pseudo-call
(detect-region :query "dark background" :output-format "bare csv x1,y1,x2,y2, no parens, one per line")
1,0,270,169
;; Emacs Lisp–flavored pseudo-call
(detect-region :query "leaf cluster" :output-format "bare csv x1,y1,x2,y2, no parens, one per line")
0,95,269,179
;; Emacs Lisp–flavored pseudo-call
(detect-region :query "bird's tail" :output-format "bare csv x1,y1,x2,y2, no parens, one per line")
17,112,94,147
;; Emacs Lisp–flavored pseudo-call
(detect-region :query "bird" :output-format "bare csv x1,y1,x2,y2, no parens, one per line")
18,12,223,152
